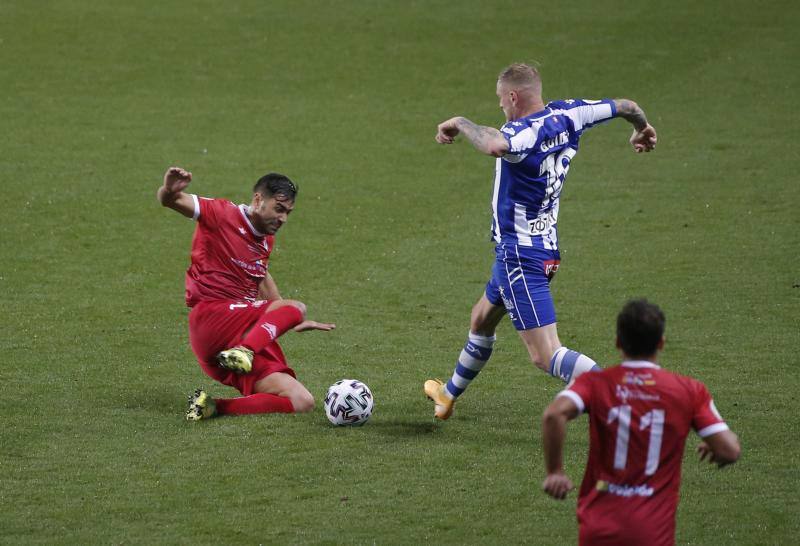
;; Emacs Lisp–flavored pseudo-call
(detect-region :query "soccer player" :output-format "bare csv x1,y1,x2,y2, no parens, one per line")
541,299,741,546
424,63,658,420
157,166,335,420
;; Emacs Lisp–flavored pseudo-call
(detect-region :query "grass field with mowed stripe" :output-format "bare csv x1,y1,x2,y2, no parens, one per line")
1,1,798,544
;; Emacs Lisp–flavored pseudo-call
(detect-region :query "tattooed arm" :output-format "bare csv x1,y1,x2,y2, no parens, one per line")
436,116,510,157
614,99,657,153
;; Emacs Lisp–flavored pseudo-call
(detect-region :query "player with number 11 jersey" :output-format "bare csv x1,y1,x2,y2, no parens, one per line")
563,362,729,544
542,300,740,546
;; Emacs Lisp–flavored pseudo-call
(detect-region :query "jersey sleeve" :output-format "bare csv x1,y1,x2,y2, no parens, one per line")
499,121,537,164
550,98,617,134
193,196,225,228
557,372,595,415
690,380,729,438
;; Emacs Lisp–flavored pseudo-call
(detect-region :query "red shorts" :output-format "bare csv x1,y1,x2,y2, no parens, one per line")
188,300,296,396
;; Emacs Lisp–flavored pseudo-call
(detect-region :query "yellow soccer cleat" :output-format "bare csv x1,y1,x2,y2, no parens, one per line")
216,346,254,374
186,389,218,421
424,379,455,420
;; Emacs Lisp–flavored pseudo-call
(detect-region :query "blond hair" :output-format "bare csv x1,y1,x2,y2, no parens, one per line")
498,63,542,94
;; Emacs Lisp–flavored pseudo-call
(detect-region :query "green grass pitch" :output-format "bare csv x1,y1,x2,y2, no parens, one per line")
1,0,798,544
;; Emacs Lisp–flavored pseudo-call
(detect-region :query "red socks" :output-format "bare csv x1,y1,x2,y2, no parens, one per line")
241,304,304,353
213,305,304,416
215,393,294,415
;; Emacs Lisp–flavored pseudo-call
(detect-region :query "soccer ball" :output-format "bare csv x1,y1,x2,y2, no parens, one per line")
324,379,374,426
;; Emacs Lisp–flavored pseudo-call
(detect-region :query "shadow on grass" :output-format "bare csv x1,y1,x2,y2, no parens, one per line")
366,419,443,437
118,383,185,415
312,414,445,435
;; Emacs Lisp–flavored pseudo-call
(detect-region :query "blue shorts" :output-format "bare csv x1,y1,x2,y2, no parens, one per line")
485,243,561,330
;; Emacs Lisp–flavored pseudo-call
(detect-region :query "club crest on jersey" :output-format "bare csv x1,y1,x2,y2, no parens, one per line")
238,227,247,235
622,372,657,386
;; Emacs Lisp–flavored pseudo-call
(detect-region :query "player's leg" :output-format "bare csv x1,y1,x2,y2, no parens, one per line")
213,388,296,416
499,246,601,385
217,299,306,374
187,347,308,419
252,372,314,413
517,322,560,372
444,294,505,398
188,385,297,419
517,323,599,383
424,293,505,420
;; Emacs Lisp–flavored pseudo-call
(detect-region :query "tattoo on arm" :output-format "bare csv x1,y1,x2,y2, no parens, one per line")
614,99,648,131
455,117,507,156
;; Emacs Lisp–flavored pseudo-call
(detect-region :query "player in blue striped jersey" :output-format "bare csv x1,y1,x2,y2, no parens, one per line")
425,63,657,420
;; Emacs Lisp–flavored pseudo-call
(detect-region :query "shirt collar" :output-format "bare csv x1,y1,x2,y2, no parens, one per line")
238,204,266,237
621,360,660,369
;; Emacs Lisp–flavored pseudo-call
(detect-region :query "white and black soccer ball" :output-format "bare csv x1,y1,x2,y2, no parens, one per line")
324,379,374,426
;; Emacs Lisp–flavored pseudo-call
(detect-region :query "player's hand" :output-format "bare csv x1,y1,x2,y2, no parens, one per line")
163,166,192,193
697,441,714,462
542,473,574,500
630,124,657,153
436,117,462,144
293,320,336,333
697,441,731,467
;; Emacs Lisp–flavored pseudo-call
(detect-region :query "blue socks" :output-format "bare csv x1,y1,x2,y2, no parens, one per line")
550,347,601,384
445,332,496,399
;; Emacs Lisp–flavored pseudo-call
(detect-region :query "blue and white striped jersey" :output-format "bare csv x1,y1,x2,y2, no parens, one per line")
491,98,617,249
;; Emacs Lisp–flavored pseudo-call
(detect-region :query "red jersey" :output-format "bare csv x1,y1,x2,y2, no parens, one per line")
184,195,274,307
561,361,729,546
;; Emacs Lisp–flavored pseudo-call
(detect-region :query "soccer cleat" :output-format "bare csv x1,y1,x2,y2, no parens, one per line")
186,389,217,421
424,379,455,420
216,346,254,374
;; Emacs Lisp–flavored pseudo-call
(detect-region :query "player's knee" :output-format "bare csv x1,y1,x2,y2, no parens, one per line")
282,299,307,319
470,310,496,336
470,320,493,337
531,344,561,372
470,299,503,335
531,353,549,372
291,392,315,413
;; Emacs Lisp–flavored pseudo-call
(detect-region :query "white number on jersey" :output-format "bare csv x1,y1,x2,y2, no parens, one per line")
539,147,577,208
607,405,666,476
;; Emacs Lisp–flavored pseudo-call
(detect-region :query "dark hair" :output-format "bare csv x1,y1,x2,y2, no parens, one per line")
616,299,666,358
253,173,298,201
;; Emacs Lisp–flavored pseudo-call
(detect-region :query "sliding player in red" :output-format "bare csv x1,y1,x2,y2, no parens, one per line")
157,166,335,420
541,299,740,545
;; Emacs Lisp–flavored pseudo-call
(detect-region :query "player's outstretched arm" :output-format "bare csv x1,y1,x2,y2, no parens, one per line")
697,430,741,467
157,166,196,218
541,396,579,499
614,99,657,153
436,116,509,157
